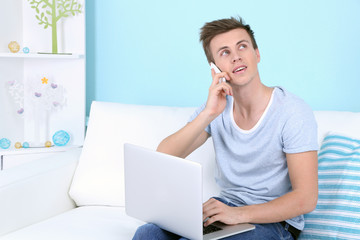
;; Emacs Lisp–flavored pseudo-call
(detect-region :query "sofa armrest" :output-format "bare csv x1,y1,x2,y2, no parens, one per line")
0,148,81,236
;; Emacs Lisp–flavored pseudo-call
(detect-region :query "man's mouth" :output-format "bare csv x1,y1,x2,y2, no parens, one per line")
233,66,247,73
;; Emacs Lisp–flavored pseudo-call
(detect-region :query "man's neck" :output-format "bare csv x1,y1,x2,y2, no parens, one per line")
232,82,273,130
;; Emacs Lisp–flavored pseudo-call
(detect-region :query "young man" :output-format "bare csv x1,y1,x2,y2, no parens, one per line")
133,17,318,240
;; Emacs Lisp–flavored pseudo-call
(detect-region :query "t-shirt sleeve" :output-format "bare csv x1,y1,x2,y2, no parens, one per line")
282,102,319,154
188,103,211,135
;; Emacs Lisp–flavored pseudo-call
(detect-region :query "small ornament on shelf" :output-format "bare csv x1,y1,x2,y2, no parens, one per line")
41,77,48,84
44,141,52,148
26,75,67,146
14,142,22,149
23,142,30,148
8,41,20,53
17,108,24,114
23,47,30,54
0,138,11,149
27,0,83,54
53,130,70,146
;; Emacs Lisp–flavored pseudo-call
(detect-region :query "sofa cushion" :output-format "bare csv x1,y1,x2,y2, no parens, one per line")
69,101,218,207
0,206,144,240
299,133,360,239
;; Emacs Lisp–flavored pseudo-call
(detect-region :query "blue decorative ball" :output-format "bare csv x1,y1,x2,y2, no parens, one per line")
0,138,11,149
23,47,30,54
52,130,70,146
23,142,30,148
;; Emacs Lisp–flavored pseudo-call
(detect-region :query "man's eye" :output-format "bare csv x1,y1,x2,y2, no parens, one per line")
220,50,229,56
239,44,246,50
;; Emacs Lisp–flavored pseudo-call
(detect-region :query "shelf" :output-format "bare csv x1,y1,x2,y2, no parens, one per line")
0,52,84,59
0,145,82,156
1,0,85,165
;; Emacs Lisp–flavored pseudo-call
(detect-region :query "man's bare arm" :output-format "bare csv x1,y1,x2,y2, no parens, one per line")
203,151,318,226
157,111,211,158
157,68,233,158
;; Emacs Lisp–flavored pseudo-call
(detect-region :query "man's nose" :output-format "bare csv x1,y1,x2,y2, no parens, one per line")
232,54,242,62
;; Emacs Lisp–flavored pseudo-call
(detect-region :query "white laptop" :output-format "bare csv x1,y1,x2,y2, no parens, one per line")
124,143,255,240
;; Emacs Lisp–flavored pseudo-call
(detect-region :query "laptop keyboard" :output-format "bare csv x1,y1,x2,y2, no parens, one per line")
203,224,222,235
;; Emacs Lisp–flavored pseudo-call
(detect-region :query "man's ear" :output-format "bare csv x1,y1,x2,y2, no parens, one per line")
256,48,260,63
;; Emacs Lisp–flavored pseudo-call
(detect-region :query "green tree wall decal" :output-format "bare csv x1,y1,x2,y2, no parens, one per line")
27,0,82,54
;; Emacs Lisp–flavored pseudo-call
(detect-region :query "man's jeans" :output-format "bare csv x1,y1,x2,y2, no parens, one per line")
132,197,294,240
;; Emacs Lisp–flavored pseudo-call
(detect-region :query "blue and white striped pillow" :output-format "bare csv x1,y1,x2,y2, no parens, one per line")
299,133,360,240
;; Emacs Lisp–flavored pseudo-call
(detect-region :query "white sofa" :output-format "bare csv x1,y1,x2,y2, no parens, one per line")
1,101,360,240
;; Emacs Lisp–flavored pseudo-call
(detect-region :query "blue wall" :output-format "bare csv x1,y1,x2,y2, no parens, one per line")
86,0,360,115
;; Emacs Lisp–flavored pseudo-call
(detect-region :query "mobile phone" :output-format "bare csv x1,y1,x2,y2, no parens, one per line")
210,62,226,83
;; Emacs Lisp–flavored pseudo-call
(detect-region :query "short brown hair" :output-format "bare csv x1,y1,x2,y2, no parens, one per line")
199,17,258,63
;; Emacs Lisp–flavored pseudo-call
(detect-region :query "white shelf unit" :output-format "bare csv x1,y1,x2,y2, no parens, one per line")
0,0,85,169
0,53,85,59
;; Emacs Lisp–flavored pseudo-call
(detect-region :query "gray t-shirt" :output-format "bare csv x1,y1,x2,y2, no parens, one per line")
188,87,318,230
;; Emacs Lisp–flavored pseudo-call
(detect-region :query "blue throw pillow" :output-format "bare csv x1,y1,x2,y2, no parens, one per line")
299,133,360,240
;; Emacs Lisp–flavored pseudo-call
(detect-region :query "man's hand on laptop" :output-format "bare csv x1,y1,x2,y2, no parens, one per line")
202,198,247,227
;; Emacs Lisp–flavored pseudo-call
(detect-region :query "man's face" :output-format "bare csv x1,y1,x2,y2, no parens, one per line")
209,28,260,87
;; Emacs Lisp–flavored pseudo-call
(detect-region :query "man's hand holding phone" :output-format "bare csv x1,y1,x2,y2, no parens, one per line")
204,63,233,119
210,62,227,84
